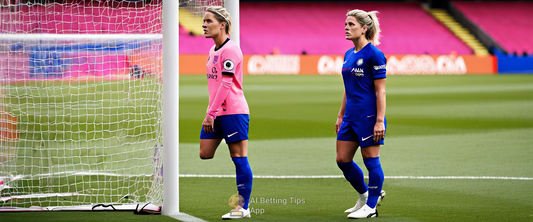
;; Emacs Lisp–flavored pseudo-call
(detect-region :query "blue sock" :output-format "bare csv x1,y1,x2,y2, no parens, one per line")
337,161,368,194
364,157,384,208
232,157,253,210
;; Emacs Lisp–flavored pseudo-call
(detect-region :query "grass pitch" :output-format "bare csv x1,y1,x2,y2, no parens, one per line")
179,74,533,221
1,74,532,221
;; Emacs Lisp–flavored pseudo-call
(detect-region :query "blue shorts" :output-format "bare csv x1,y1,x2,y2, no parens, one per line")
200,114,249,143
337,119,387,148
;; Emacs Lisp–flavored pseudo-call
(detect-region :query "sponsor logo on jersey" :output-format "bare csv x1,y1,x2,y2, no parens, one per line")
373,64,386,70
351,68,364,77
207,73,217,79
208,67,218,79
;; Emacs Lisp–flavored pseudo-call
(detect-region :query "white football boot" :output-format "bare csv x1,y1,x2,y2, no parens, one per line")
347,204,378,219
344,191,368,213
345,190,386,213
377,190,386,206
221,208,251,220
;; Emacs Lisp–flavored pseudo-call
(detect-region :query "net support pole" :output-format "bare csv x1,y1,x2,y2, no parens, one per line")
225,0,240,47
162,0,179,215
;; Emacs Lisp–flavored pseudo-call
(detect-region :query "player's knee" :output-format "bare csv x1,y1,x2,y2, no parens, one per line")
199,151,214,160
336,155,351,164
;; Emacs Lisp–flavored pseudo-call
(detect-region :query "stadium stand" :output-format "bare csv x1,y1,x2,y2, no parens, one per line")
0,1,473,55
180,2,472,55
452,1,533,55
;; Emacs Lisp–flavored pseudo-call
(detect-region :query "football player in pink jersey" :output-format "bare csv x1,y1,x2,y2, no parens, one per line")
200,6,253,219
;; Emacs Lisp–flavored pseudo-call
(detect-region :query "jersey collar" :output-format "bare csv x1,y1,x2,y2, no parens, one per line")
215,38,230,51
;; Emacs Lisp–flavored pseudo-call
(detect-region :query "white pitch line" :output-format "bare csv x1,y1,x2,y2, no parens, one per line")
179,174,533,180
169,212,208,222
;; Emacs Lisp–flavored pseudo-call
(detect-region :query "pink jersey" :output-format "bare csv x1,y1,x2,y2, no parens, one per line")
205,39,249,117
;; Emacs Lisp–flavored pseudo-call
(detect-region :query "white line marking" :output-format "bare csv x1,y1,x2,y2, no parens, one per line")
7,173,532,180
179,174,533,180
169,212,208,222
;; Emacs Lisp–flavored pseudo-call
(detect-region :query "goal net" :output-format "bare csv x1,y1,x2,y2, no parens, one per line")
0,0,164,211
179,0,224,35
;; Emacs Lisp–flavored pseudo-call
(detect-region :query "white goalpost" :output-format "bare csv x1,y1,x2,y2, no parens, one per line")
162,0,178,216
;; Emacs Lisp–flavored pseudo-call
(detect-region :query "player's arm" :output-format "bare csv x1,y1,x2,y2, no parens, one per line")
372,52,387,142
203,74,233,133
206,74,233,118
335,90,347,134
374,78,386,142
203,49,239,133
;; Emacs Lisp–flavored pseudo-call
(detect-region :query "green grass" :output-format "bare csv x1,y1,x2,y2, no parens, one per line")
179,75,533,221
2,74,533,221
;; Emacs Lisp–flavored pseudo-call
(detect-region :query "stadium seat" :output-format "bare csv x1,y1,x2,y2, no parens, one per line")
180,2,472,55
453,1,533,55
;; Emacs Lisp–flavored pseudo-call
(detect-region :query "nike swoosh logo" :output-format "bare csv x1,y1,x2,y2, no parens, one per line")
362,135,373,141
227,132,238,137
367,115,376,118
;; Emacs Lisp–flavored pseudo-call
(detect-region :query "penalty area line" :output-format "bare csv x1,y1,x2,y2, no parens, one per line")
180,174,533,180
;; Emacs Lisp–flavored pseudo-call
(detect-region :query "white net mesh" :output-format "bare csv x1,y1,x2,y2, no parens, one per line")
0,0,163,209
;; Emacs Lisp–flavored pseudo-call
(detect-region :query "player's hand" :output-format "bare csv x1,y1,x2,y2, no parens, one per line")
202,115,215,133
373,121,385,142
335,117,343,134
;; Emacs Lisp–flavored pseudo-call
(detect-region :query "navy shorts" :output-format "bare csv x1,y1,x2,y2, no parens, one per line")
200,114,249,143
337,119,387,148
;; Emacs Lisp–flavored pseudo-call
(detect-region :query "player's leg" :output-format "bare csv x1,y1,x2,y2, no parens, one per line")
199,117,224,159
347,120,385,219
360,118,387,209
361,145,384,209
228,140,253,212
336,121,369,213
337,140,369,213
222,115,253,219
199,138,223,159
348,145,384,218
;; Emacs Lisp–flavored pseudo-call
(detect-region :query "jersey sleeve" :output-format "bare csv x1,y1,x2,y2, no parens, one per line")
220,45,242,76
206,75,233,118
372,51,387,79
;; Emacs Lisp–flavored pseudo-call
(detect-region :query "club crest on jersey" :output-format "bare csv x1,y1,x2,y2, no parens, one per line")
213,55,219,64
224,59,235,71
357,58,364,66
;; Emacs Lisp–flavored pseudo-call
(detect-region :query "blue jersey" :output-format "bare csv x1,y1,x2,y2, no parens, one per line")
341,43,387,122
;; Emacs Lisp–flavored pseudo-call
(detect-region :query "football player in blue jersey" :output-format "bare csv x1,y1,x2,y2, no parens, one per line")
335,9,387,219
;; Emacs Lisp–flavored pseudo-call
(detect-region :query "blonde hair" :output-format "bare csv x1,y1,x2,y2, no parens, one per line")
346,9,381,46
206,6,232,35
